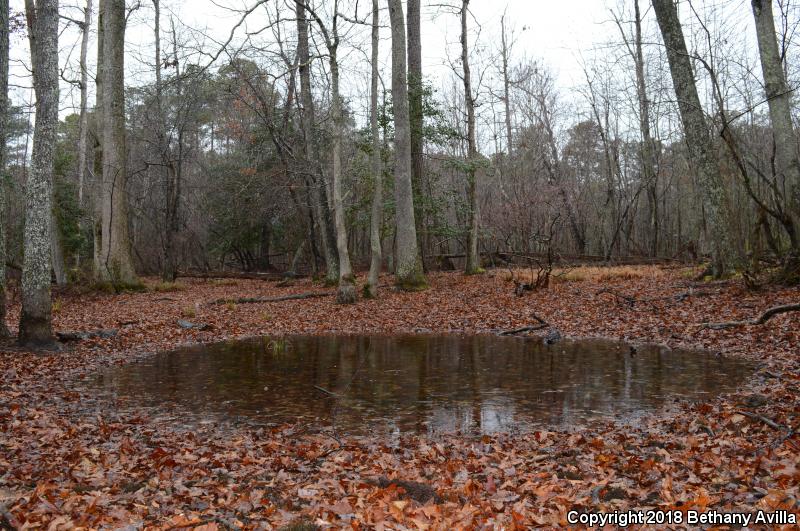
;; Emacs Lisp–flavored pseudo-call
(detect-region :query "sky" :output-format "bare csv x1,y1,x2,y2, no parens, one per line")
6,0,774,153
8,0,616,117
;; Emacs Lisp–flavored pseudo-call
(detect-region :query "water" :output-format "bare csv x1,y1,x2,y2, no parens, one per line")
86,334,754,436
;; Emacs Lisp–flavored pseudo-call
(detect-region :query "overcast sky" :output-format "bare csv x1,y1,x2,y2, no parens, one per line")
7,0,769,143
7,0,622,113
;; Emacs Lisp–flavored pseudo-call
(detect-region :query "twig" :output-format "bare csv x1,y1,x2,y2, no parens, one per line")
737,411,799,450
498,324,549,335
737,410,784,431
498,314,549,335
700,303,800,330
313,385,340,398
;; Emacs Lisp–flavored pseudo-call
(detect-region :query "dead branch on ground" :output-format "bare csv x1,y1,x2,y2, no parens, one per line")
699,303,800,330
211,292,331,305
56,329,118,341
737,410,783,431
498,314,550,335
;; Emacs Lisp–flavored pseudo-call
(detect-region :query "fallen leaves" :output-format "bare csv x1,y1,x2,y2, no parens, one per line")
0,269,798,527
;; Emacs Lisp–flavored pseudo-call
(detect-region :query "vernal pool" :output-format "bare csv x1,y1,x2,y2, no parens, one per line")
84,334,754,435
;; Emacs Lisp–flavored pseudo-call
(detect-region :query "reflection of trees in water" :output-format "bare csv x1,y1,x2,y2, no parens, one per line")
100,335,753,435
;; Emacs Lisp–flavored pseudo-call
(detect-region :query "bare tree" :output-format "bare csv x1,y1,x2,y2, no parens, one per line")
407,0,424,250
151,0,182,282
652,0,735,276
300,0,356,303
613,0,659,257
752,0,800,271
92,0,104,277
0,0,10,337
388,0,426,289
461,0,480,274
20,0,58,347
76,0,92,205
500,11,513,157
366,0,382,298
97,0,138,286
295,0,338,285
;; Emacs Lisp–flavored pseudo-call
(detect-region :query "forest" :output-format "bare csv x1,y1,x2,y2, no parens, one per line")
0,0,799,528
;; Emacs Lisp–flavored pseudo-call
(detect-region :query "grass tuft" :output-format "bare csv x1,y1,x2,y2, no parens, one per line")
501,265,667,285
151,281,186,293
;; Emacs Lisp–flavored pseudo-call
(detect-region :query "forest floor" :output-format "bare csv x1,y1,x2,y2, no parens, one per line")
0,265,799,529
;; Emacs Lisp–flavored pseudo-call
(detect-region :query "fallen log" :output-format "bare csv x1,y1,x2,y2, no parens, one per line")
700,303,800,330
176,320,212,331
212,292,331,305
737,410,784,431
498,314,549,336
498,324,549,335
56,329,118,342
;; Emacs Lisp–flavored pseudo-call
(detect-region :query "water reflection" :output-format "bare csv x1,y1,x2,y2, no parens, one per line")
89,335,754,435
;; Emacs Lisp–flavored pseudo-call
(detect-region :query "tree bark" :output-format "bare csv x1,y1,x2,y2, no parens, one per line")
407,0,425,257
295,0,338,285
652,0,735,277
388,0,426,290
366,0,383,299
633,0,658,257
92,0,104,277
49,209,65,285
0,0,10,337
328,34,356,303
154,12,182,282
752,0,800,259
77,0,92,205
20,0,58,347
97,0,138,286
500,12,513,157
461,0,480,275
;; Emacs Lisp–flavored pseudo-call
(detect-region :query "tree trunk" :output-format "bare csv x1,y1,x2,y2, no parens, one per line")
97,0,138,286
752,0,800,260
366,0,382,298
633,0,658,257
156,14,183,283
20,0,58,347
500,12,513,157
0,0,10,337
295,0,338,285
329,41,356,303
259,218,271,270
388,0,426,290
652,0,735,277
76,0,91,206
461,0,480,275
407,0,425,258
49,208,65,285
92,0,104,277
288,239,306,276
